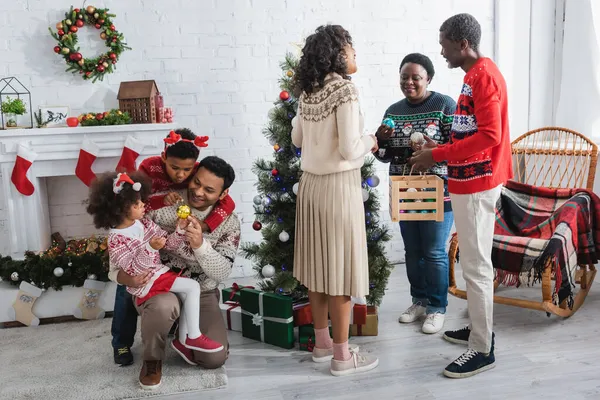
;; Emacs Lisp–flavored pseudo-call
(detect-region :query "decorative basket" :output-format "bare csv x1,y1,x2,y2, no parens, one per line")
389,172,444,222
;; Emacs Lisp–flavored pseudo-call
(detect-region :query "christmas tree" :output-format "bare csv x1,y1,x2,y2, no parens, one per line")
240,53,394,306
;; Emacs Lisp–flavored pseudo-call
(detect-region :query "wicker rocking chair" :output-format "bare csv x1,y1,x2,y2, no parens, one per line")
448,127,599,317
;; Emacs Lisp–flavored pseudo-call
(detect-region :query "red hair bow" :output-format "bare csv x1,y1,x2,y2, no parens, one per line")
113,173,141,194
163,131,209,149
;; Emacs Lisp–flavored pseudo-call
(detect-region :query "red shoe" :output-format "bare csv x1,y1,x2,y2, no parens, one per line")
184,334,224,353
171,339,197,366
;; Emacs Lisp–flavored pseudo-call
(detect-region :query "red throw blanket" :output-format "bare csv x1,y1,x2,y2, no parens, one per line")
492,180,600,308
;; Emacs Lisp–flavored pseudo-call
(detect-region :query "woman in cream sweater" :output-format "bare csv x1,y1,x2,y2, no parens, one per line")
291,24,379,377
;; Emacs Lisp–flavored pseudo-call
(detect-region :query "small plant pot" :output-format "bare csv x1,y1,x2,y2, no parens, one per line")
4,113,17,129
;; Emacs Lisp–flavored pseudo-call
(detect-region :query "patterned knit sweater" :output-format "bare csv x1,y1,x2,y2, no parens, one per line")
292,72,376,175
432,57,513,194
138,156,236,232
375,92,456,212
108,191,241,291
108,219,186,298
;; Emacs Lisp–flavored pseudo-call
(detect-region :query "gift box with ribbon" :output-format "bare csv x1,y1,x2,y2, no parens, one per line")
222,283,254,303
293,302,312,327
350,305,378,336
219,301,242,332
240,288,294,349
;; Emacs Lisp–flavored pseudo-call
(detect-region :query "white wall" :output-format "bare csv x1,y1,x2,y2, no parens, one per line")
0,0,497,275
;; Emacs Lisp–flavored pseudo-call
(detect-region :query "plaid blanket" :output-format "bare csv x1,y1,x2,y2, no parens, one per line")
492,180,600,307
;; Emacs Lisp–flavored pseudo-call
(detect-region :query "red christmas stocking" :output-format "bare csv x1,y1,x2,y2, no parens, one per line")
11,145,38,196
75,137,100,187
116,135,145,173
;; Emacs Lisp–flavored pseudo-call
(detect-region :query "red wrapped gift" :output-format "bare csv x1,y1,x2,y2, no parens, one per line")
293,302,312,327
350,304,367,325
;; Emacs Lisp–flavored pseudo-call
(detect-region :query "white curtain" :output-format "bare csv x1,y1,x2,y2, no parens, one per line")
555,0,600,139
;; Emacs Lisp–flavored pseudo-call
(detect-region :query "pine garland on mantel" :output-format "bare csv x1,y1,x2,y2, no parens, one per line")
0,234,109,291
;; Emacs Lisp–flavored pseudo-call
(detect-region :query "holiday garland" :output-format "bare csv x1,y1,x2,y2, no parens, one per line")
0,234,109,291
78,109,132,126
49,5,131,83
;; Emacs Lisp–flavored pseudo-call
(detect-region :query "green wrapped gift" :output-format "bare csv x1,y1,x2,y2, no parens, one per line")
222,283,254,303
240,288,294,349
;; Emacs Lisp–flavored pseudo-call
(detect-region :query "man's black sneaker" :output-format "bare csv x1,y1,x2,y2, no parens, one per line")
443,348,495,378
443,326,471,345
114,346,134,366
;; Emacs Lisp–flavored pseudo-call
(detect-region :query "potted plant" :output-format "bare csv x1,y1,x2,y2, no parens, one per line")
1,97,27,128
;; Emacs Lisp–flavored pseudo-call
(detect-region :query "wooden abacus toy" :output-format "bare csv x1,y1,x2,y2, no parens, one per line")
389,168,444,222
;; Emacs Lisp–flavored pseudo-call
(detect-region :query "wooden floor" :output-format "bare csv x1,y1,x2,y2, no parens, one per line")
149,264,600,400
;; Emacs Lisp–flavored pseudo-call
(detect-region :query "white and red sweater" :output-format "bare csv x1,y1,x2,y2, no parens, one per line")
108,218,186,298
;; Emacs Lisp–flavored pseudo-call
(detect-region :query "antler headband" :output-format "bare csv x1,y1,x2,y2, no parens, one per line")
113,173,141,194
163,131,209,149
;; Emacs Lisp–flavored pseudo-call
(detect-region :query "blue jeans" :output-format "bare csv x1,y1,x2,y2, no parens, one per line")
111,284,138,349
399,211,454,314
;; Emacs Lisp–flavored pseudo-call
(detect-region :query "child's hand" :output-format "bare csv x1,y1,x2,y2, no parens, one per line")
149,236,167,250
164,192,183,206
177,217,191,230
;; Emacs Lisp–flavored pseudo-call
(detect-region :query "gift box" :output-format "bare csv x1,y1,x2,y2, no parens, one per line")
219,301,242,332
298,324,352,351
222,283,254,304
240,288,294,349
350,304,367,325
350,306,378,336
293,302,312,327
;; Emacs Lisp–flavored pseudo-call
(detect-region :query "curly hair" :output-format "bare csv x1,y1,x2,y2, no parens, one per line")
439,13,481,51
86,171,152,229
293,25,353,95
164,127,200,161
399,53,435,81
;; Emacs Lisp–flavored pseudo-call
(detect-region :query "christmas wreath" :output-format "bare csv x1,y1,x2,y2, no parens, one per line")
48,5,131,83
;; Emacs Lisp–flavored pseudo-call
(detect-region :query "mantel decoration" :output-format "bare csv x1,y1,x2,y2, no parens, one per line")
0,77,33,130
78,109,132,126
49,5,131,83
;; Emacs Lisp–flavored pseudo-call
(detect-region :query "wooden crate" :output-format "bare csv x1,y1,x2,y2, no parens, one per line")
389,175,444,222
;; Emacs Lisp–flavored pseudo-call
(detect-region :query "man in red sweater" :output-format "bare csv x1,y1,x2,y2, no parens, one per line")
411,13,512,379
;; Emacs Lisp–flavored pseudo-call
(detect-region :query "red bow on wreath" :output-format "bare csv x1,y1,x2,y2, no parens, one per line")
163,131,209,149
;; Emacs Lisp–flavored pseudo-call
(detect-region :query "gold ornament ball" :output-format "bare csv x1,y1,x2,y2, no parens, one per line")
65,19,72,25
56,22,64,30
61,47,70,54
78,59,85,66
177,204,191,219
100,32,107,40
273,144,280,152
102,62,109,68
286,70,294,77
87,5,96,14
117,110,123,115
94,12,100,18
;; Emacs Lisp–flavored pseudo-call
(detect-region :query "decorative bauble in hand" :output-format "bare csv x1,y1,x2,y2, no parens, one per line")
49,5,131,82
262,264,276,278
177,204,191,219
366,176,380,188
252,220,262,231
279,91,290,101
10,272,19,281
382,117,395,129
292,182,299,195
362,189,370,202
253,195,262,205
53,267,64,277
88,274,97,280
279,230,290,242
410,131,424,144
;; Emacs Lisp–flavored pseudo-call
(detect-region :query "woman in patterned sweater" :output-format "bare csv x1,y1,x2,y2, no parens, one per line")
374,53,456,335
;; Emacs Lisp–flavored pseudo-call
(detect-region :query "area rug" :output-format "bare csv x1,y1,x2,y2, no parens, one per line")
0,318,227,400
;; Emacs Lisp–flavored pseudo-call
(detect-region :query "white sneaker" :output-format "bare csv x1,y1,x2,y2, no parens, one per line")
422,312,445,334
398,303,426,323
330,349,379,377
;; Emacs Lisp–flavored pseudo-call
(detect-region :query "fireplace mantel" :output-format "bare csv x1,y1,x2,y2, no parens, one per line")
0,123,175,258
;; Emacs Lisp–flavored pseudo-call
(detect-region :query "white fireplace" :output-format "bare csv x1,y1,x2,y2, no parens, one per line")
0,123,175,259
